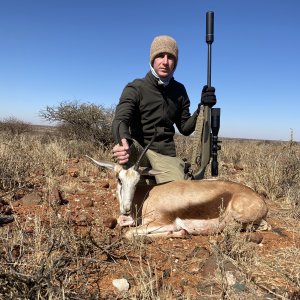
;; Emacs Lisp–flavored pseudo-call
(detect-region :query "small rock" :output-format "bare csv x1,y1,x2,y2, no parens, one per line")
74,214,94,226
78,198,94,208
103,217,118,229
48,188,68,206
232,282,247,292
112,278,130,292
225,271,236,286
0,198,8,207
162,269,171,278
100,181,110,189
247,232,263,244
68,167,79,177
0,198,13,215
0,214,14,225
19,192,42,206
173,285,184,297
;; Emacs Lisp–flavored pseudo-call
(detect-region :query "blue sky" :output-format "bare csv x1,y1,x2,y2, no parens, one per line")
0,0,299,141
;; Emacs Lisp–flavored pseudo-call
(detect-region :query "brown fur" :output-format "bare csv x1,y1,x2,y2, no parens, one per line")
125,180,268,239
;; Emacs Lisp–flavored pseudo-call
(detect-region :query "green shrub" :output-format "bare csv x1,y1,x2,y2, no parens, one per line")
39,101,115,146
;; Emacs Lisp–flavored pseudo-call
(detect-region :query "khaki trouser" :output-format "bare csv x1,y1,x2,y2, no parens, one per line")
146,149,185,184
130,140,185,184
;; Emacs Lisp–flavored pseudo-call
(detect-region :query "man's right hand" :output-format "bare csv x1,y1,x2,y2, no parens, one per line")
112,138,130,165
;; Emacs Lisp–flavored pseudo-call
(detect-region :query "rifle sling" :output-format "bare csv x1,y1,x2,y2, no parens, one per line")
191,105,205,172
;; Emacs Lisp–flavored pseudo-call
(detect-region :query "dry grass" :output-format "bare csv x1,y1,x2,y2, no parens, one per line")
0,128,300,299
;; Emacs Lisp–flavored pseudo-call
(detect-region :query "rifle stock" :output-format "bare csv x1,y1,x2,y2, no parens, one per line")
192,106,211,179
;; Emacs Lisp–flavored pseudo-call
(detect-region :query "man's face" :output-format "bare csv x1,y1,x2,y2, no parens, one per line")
153,52,176,78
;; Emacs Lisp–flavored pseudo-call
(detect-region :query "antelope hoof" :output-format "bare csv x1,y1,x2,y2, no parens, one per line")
117,215,135,227
167,229,188,238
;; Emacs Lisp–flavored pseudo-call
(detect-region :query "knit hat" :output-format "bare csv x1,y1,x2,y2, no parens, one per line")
150,35,178,66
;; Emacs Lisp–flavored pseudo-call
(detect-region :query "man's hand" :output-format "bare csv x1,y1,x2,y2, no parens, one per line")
200,85,217,108
112,138,130,165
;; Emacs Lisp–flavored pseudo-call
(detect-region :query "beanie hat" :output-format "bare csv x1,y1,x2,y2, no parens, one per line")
150,35,178,66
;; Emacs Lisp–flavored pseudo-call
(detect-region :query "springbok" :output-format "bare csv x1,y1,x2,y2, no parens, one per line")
86,135,268,239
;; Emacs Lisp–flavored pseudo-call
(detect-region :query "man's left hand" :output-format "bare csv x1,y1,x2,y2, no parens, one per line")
200,85,217,108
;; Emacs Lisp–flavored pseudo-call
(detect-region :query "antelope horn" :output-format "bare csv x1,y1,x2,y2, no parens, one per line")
116,120,123,146
134,127,157,171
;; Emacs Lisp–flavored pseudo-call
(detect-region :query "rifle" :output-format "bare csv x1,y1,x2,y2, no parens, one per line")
191,11,221,180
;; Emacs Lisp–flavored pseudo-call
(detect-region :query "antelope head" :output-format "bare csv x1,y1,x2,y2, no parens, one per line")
86,128,160,216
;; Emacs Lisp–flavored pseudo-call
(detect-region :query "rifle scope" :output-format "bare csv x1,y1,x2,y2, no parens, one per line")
211,108,221,177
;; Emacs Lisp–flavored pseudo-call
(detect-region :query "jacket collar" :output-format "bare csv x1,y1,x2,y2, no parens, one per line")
146,71,174,89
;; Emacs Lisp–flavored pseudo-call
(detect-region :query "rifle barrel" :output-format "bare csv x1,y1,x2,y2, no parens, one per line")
206,11,214,87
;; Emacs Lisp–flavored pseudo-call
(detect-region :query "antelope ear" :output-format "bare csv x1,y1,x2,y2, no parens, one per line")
138,167,168,176
85,155,116,170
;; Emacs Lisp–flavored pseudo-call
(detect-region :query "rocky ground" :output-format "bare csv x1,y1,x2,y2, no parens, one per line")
1,158,299,299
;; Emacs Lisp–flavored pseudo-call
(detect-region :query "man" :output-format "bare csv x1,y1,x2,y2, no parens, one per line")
112,35,216,183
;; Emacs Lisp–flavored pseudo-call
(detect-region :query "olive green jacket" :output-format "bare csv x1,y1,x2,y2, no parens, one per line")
112,71,198,157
